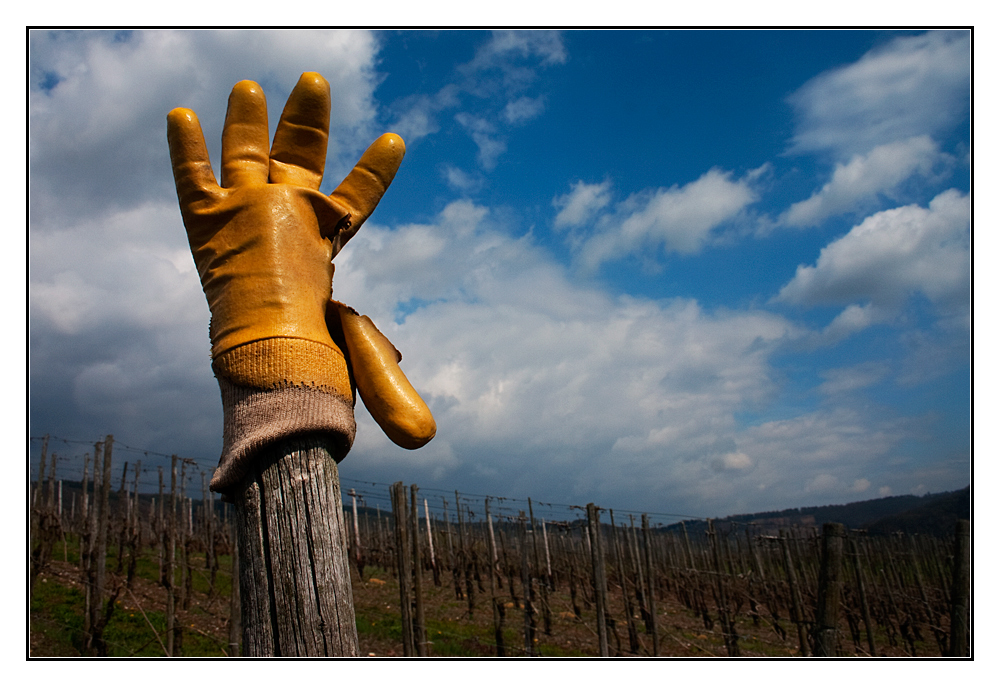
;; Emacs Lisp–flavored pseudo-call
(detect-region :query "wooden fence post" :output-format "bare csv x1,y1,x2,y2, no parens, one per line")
609,511,639,654
528,498,551,635
586,503,609,657
485,498,505,656
813,522,845,656
410,484,428,656
519,512,535,656
425,498,440,586
542,518,553,590
82,440,101,647
85,435,113,655
33,435,49,511
80,451,90,572
456,491,475,618
949,519,970,656
229,507,241,657
349,489,364,579
641,514,659,656
178,462,190,613
165,454,177,656
116,461,129,569
232,436,358,656
157,466,164,583
202,472,217,596
390,481,415,656
442,498,461,601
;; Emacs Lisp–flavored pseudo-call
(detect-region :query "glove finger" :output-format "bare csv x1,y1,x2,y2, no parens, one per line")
329,133,406,253
269,72,330,189
221,80,270,188
167,107,220,208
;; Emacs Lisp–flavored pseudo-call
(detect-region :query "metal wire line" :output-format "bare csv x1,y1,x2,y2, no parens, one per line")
32,434,709,523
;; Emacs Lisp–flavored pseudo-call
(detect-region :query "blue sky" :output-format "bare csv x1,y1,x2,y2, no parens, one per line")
28,29,970,520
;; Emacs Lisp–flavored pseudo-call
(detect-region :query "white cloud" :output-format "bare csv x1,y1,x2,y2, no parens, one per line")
575,168,759,268
728,408,928,508
455,112,507,170
818,361,891,395
503,95,546,124
463,30,567,74
711,452,753,471
787,31,970,158
328,200,962,515
388,86,461,143
382,33,566,178
332,200,806,513
849,478,871,493
552,180,612,229
441,165,483,194
806,473,838,493
29,30,382,224
776,189,970,325
813,303,889,346
781,136,946,227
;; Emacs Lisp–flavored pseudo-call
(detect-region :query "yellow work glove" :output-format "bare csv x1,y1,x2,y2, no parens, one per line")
167,72,418,495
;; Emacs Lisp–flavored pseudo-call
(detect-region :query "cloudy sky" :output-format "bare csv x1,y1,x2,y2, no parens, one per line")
28,29,971,520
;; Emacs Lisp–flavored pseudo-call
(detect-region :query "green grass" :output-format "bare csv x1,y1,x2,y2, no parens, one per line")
31,535,234,657
30,574,228,657
30,577,86,656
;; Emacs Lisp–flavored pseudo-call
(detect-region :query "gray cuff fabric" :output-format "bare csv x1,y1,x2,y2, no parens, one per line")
209,375,356,495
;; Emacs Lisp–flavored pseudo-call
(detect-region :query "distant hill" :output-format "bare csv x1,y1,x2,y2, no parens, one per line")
863,486,970,538
664,486,970,539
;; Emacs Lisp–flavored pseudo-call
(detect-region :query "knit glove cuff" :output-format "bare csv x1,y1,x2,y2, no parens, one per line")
209,363,356,496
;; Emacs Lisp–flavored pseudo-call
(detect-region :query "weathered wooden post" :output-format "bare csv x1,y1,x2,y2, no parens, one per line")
641,514,659,656
813,522,845,656
519,512,536,656
165,454,177,657
168,73,433,656
587,503,609,656
528,498,551,635
410,484,428,656
456,491,475,618
391,481,415,656
349,488,364,579
949,519,970,656
202,472,216,595
485,498,505,656
228,507,241,657
425,498,440,586
230,438,357,655
84,435,113,655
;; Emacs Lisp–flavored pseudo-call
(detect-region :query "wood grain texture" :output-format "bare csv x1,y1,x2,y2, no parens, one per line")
233,434,358,657
813,522,845,657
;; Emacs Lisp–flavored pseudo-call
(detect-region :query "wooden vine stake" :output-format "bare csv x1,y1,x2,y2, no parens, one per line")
485,498,505,656
949,519,970,656
813,522,845,656
390,481,415,656
410,484,428,656
586,503,609,657
641,514,659,656
233,435,357,656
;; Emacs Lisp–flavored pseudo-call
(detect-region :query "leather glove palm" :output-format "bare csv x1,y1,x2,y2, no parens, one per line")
168,72,410,494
